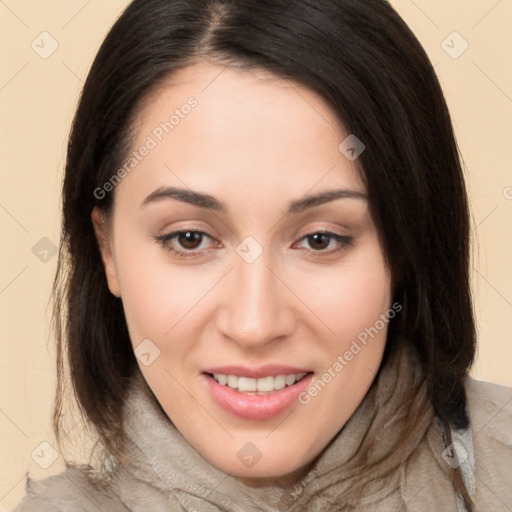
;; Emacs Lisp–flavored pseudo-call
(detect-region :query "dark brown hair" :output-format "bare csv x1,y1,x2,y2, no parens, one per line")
53,0,475,504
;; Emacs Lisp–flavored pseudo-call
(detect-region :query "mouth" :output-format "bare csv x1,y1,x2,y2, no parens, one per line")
202,366,314,421
207,372,310,394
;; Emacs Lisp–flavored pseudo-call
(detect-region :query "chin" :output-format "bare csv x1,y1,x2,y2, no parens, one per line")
198,436,316,482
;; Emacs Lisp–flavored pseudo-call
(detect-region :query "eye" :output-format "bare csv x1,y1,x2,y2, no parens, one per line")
154,229,352,259
154,230,220,257
295,231,353,254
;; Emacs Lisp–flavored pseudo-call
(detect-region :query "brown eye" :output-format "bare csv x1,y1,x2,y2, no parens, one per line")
306,233,331,250
155,229,220,258
177,231,204,249
295,231,354,254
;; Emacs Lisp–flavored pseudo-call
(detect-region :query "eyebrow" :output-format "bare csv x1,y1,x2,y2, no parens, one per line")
141,186,367,214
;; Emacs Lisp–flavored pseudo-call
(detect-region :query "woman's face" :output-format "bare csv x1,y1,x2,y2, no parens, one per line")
93,62,392,481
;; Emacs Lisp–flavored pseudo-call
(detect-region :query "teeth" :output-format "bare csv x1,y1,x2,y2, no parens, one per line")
238,377,257,392
214,373,227,385
256,376,274,392
227,375,238,388
212,373,307,393
274,375,286,390
285,374,296,386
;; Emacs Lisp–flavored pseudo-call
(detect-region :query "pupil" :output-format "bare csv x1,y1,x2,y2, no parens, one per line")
309,233,329,250
179,231,202,249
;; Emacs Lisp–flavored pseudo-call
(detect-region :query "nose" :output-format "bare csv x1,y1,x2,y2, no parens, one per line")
215,252,296,349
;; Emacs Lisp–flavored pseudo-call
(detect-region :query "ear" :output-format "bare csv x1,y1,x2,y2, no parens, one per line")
91,207,121,297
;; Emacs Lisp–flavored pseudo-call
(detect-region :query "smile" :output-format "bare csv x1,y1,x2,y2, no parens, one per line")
210,373,308,394
202,366,314,421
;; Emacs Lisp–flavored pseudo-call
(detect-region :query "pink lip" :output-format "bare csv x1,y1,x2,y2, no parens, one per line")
202,371,313,421
203,364,311,378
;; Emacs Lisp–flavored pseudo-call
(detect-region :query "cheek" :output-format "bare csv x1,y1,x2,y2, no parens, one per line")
297,251,391,346
111,230,210,344
295,267,391,438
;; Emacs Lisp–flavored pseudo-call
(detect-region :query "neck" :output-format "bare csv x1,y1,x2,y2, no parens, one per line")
235,459,316,489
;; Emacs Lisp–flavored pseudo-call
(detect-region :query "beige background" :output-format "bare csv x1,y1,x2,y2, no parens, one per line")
0,1,511,509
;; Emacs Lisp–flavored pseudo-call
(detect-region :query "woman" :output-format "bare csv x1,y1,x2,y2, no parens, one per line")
15,0,511,510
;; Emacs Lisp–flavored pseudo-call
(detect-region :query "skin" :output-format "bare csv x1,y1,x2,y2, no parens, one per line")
93,61,392,484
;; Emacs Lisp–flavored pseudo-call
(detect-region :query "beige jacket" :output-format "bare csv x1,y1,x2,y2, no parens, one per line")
14,374,512,512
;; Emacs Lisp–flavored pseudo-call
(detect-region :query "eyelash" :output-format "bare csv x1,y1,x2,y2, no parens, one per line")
154,230,354,259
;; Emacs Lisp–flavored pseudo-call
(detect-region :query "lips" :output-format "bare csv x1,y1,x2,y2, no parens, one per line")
211,373,307,393
203,364,312,379
202,365,314,421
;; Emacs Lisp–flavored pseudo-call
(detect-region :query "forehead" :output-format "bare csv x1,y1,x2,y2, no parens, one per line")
120,61,364,204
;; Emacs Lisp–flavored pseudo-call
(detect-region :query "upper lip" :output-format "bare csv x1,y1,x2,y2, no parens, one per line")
203,364,313,379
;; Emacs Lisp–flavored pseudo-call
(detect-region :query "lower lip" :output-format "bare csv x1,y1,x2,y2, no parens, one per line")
203,373,313,421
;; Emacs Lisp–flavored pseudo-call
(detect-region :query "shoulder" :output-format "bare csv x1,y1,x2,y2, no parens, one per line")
13,462,130,512
464,377,512,509
465,376,512,437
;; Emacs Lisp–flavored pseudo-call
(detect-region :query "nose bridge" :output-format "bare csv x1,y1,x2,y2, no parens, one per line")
217,250,295,347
